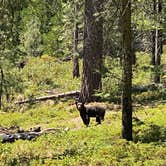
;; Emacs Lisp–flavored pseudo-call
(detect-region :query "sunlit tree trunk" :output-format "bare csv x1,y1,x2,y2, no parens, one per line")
121,0,133,141
152,0,163,83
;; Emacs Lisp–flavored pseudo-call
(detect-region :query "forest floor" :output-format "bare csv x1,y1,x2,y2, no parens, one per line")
0,101,166,166
0,51,166,165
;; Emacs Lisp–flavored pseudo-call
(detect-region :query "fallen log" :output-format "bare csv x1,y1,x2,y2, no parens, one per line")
15,90,80,104
0,126,69,143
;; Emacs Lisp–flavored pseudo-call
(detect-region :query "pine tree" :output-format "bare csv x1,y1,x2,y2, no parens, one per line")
80,0,103,102
121,0,133,141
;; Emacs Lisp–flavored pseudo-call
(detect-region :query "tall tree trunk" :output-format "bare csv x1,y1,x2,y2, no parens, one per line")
151,30,156,65
72,0,80,78
152,0,163,83
0,67,4,110
121,0,133,141
151,0,157,66
79,0,103,102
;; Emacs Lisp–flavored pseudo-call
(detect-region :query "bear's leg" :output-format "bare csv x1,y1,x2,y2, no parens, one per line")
86,116,90,127
96,116,101,125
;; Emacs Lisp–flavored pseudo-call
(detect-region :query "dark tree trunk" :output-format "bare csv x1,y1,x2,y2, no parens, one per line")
154,29,162,83
151,0,157,66
73,56,80,78
132,53,136,65
0,68,4,110
121,0,133,141
72,0,80,78
151,30,156,66
152,0,163,83
80,0,103,102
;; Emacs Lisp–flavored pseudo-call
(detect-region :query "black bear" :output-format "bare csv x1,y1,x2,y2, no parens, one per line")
75,101,105,126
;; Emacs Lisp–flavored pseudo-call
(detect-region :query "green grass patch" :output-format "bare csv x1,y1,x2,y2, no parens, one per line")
0,103,166,165
0,52,166,165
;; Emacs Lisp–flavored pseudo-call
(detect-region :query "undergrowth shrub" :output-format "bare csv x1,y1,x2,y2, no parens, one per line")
21,56,59,97
101,57,122,102
12,55,80,104
134,123,166,143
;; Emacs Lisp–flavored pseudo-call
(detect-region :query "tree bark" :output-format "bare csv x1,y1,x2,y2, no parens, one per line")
151,30,156,66
0,68,4,110
152,0,163,83
121,0,133,141
72,0,80,78
80,0,103,102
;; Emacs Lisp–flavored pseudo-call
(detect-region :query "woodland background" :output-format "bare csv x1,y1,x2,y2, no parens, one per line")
0,0,166,165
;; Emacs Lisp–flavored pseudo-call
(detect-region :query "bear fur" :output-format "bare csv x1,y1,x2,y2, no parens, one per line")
75,101,105,126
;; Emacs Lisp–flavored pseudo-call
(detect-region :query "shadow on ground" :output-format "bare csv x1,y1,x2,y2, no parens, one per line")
134,123,166,143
